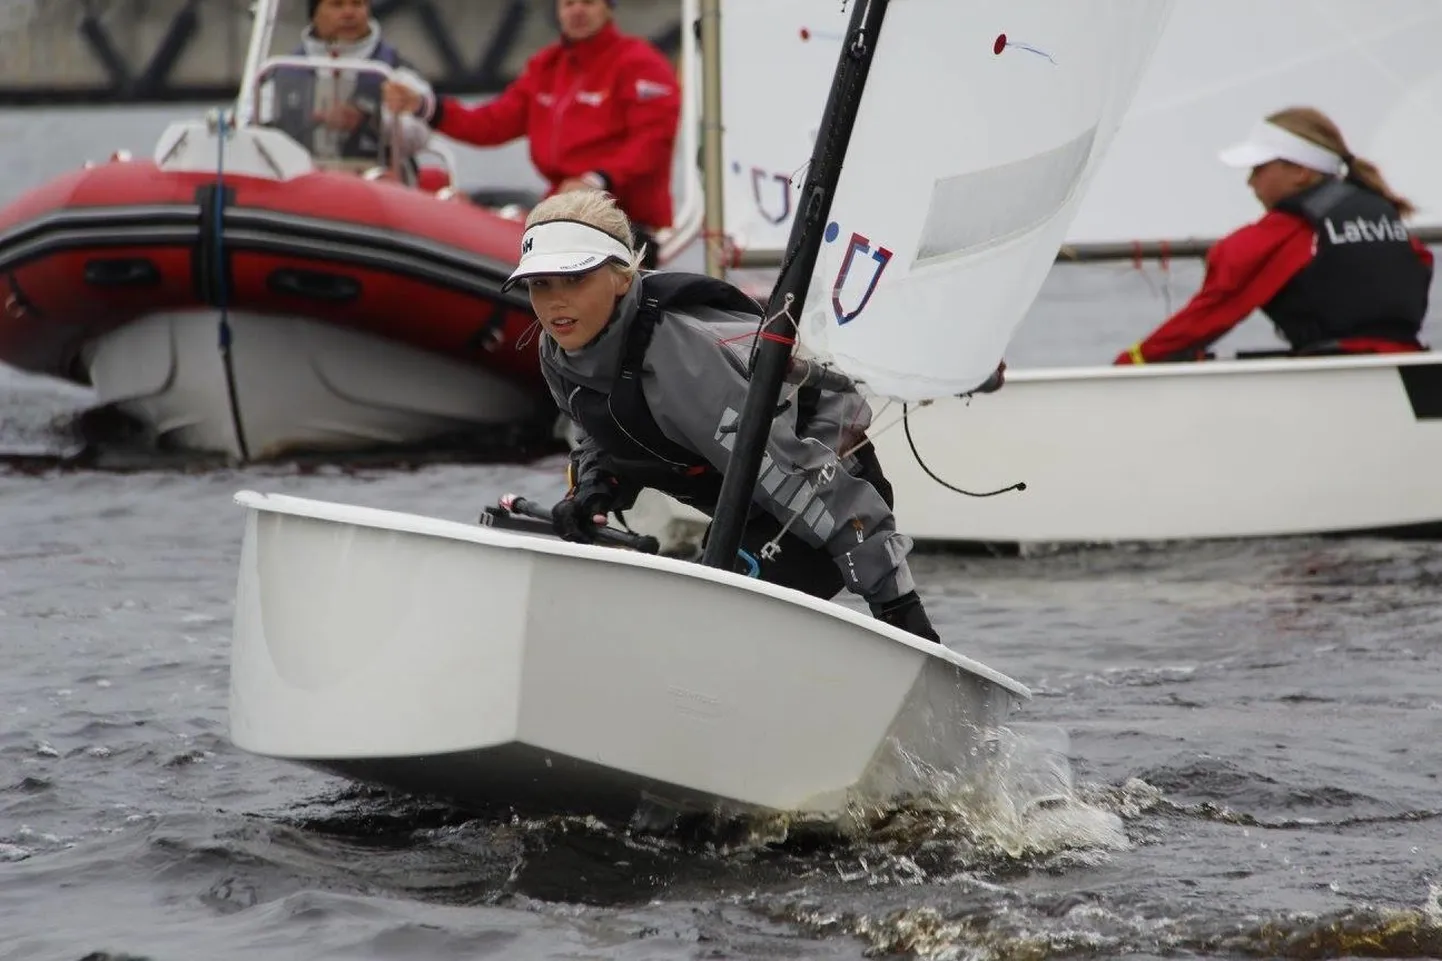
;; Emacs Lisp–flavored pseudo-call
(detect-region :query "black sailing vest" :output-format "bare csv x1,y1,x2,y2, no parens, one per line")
563,272,815,510
275,41,402,163
1265,179,1428,350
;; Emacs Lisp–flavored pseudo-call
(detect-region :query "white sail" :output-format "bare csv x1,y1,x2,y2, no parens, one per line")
1067,0,1442,246
796,0,1174,400
719,1,847,258
721,0,1442,257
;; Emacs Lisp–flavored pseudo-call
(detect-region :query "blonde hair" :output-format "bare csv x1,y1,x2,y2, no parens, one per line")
524,189,648,278
1267,106,1416,218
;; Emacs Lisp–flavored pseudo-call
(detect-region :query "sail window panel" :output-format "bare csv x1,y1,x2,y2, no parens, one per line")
915,125,1096,265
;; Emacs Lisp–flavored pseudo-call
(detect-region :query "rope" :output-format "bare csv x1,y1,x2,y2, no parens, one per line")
212,107,250,462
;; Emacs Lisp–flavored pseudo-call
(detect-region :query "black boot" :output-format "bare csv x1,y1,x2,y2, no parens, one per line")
869,591,942,643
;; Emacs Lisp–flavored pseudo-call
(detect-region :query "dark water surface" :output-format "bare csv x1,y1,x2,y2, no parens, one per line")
3,440,1438,961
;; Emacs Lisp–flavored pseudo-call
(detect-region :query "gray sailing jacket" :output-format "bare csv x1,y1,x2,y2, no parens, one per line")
541,278,918,605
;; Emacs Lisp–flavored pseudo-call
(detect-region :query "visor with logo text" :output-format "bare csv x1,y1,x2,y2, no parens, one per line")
501,219,634,292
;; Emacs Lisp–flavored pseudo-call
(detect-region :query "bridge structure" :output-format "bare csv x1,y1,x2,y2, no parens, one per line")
0,0,685,106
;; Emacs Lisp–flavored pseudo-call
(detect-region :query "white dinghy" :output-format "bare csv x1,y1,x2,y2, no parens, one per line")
229,491,1026,821
227,0,1173,822
873,352,1442,551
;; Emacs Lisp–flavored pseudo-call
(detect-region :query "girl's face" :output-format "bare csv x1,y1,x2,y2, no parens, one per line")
527,266,632,351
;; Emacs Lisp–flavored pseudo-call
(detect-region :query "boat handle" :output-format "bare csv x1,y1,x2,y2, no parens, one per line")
266,268,361,303
83,258,160,287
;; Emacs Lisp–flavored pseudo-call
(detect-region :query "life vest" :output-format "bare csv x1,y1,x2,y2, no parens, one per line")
564,272,780,509
1266,179,1428,350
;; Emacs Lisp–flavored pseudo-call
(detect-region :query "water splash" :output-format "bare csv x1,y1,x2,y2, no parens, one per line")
845,723,1131,861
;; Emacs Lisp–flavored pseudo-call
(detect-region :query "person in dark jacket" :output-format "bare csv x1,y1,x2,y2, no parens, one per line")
267,0,433,172
502,188,945,644
1115,106,1432,364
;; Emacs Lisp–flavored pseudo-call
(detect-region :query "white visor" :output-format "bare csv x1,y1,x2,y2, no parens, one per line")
502,219,633,291
1217,120,1345,175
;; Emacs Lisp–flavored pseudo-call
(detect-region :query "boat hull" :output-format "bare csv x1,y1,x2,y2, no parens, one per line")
81,310,542,460
229,491,1029,821
873,352,1442,548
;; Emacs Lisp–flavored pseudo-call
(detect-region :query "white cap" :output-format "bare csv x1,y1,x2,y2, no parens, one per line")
501,219,633,292
1217,119,1345,176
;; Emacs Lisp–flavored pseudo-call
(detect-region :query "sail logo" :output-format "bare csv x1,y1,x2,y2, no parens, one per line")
826,223,892,325
731,161,793,225
751,167,792,225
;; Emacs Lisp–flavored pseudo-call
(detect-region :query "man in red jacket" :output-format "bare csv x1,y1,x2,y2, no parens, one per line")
383,0,680,266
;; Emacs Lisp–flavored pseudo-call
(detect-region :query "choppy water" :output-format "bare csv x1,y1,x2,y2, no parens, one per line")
2,105,1441,961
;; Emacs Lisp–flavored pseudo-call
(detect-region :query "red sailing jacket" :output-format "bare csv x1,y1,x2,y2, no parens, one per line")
1114,208,1434,364
430,23,680,229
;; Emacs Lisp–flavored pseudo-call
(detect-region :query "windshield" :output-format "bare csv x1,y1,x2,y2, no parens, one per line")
254,58,394,171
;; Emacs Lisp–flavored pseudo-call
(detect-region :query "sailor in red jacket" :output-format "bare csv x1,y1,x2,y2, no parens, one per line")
382,0,680,266
1115,106,1432,365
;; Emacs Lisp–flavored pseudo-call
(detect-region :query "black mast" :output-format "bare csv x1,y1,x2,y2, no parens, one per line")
700,0,891,572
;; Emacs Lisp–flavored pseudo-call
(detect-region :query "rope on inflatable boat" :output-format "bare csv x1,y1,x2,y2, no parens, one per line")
212,108,251,462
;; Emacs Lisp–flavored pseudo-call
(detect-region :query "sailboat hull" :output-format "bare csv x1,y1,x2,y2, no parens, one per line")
229,492,1029,821
874,352,1442,548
